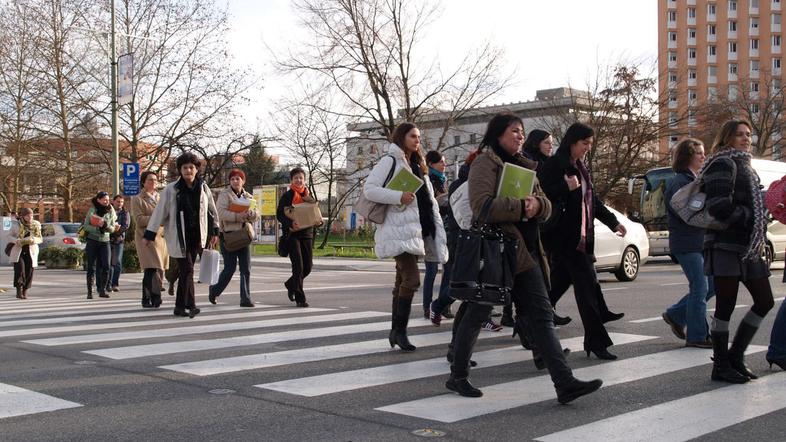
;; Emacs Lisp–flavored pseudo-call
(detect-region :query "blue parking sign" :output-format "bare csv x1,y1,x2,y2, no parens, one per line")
122,163,140,196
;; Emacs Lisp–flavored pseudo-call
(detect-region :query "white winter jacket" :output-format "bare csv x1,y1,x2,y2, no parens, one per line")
363,143,448,263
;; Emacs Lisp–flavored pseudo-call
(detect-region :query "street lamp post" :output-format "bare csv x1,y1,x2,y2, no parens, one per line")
110,0,119,196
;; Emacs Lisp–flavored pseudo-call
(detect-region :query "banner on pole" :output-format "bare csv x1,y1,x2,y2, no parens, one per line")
117,53,133,105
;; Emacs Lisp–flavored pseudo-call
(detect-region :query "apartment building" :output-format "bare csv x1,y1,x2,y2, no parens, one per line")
659,0,785,157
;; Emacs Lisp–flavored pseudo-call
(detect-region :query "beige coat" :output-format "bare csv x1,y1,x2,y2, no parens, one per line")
468,149,551,276
216,186,260,235
8,220,42,267
130,190,168,270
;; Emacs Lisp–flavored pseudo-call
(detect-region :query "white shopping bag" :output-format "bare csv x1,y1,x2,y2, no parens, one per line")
199,249,220,285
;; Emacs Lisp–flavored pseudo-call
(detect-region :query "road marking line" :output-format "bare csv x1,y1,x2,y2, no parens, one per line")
257,333,654,397
659,282,687,286
27,310,390,348
159,327,479,376
630,304,750,323
0,382,82,419
375,345,766,423
0,300,151,315
534,371,786,442
6,307,333,340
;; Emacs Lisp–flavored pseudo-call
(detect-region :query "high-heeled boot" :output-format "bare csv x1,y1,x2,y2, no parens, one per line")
711,331,749,383
86,277,94,299
728,320,760,379
391,296,416,351
388,296,398,348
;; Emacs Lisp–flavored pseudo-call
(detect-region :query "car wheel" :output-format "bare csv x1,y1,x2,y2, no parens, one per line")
614,246,639,282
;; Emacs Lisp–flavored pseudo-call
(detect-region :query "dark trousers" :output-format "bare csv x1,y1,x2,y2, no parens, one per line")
165,258,179,289
85,238,110,295
550,249,613,351
210,239,252,304
13,247,33,289
142,268,163,306
451,263,574,387
431,229,458,313
287,237,313,303
393,252,420,299
107,242,124,289
176,245,200,310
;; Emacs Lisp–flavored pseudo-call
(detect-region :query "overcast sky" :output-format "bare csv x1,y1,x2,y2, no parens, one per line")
225,0,658,156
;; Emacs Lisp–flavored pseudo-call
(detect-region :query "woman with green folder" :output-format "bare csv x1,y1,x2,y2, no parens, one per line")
363,122,448,352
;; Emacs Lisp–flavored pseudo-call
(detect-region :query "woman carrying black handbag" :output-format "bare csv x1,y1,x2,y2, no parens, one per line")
445,112,602,404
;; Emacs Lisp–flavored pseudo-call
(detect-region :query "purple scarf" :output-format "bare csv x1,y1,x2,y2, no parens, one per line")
576,159,594,253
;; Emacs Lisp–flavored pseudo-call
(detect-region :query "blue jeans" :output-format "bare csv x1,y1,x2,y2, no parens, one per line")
666,252,715,342
768,299,786,359
422,261,439,310
107,242,124,289
209,239,252,304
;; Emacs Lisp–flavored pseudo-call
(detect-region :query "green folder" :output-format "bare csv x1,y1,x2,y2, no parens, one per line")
496,162,535,199
385,167,424,193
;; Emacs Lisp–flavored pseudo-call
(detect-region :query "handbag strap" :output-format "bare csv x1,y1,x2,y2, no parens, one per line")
471,197,495,226
382,154,396,187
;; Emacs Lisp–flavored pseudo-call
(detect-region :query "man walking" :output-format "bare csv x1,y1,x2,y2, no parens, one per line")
107,195,130,292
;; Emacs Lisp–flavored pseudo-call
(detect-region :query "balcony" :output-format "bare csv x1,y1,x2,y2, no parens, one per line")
775,24,782,32
669,100,678,109
688,57,697,66
751,48,759,57
669,58,677,68
729,9,738,19
687,0,695,4
751,69,760,78
729,72,738,81
728,51,738,60
775,66,783,75
751,26,759,36
709,33,717,42
688,77,697,86
729,30,738,38
668,39,677,49
709,74,718,84
775,1,782,11
688,16,696,26
708,54,717,63
687,36,696,45
668,19,677,29
775,45,782,54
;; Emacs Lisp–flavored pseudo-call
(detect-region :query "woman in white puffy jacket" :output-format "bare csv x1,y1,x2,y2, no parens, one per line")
364,122,448,351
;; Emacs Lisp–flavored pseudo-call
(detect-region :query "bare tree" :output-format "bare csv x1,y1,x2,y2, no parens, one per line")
694,72,786,158
280,0,510,144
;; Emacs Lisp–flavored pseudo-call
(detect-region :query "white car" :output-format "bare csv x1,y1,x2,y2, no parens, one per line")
593,207,650,282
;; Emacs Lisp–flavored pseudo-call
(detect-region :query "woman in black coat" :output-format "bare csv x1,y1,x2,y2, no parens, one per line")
539,122,627,360
277,167,317,307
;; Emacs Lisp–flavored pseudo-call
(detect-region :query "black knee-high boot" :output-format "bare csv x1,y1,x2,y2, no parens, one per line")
728,321,760,379
391,296,416,351
711,331,749,383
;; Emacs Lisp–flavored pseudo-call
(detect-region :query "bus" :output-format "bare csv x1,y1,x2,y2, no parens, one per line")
628,158,786,265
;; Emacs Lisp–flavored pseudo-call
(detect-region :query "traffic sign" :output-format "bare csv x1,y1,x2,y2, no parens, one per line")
122,162,140,196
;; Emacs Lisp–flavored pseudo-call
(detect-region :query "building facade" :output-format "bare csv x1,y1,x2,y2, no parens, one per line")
659,0,785,157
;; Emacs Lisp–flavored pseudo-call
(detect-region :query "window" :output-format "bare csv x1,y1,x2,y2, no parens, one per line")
729,41,738,53
369,144,377,154
669,71,678,82
709,45,717,56
688,7,696,18
729,20,737,31
752,0,760,7
751,60,760,71
689,48,697,59
669,52,678,62
669,32,677,42
689,69,697,79
669,92,677,103
775,14,782,25
751,17,759,29
751,39,759,49
670,134,679,144
708,86,718,98
357,145,363,155
730,1,737,11
688,28,696,39
774,35,782,46
709,24,717,35
775,58,782,69
689,89,697,100
729,63,738,74
752,103,760,114
668,10,677,21
469,133,476,144
752,82,760,92
709,66,718,76
708,3,716,15
453,135,460,145
41,225,55,237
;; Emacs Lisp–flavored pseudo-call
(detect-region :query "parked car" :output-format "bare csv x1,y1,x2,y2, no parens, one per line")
40,222,84,251
593,207,650,282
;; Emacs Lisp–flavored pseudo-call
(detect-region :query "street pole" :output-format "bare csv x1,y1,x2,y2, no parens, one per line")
110,0,119,196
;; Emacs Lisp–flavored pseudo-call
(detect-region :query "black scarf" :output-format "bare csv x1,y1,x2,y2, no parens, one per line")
410,155,436,239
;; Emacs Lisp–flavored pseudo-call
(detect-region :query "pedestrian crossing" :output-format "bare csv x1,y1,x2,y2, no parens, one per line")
2,292,786,440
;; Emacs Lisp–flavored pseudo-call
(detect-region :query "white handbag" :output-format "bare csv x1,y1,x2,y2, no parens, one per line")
198,249,220,285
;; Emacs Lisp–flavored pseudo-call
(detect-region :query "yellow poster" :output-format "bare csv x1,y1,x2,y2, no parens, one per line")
255,185,278,216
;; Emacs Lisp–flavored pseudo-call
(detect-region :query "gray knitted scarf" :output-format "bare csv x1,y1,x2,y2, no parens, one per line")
701,148,766,261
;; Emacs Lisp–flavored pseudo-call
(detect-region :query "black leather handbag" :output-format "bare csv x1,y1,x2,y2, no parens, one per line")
449,199,518,305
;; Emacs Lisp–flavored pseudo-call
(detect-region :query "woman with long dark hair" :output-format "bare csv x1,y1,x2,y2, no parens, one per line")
703,120,773,383
539,123,626,360
8,208,42,300
446,112,602,403
364,122,447,352
521,129,553,169
661,138,715,347
83,191,117,299
143,152,220,318
277,167,316,307
421,150,454,319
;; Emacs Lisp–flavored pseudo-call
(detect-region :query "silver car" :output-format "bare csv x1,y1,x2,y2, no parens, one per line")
40,222,85,251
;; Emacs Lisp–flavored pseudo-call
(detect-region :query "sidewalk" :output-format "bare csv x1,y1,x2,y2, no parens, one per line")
250,256,430,272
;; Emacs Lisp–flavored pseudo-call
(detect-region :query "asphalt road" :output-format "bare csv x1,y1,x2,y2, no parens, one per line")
1,258,785,442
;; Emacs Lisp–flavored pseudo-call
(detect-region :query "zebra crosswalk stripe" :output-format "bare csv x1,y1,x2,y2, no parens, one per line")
375,345,768,423
256,333,655,397
0,382,82,419
534,371,786,442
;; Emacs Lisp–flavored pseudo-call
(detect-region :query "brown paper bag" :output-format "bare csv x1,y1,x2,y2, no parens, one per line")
284,203,323,231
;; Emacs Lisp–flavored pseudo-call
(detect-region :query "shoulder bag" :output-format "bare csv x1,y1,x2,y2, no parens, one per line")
449,198,518,306
223,222,253,252
669,158,733,230
354,155,397,224
765,175,786,224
